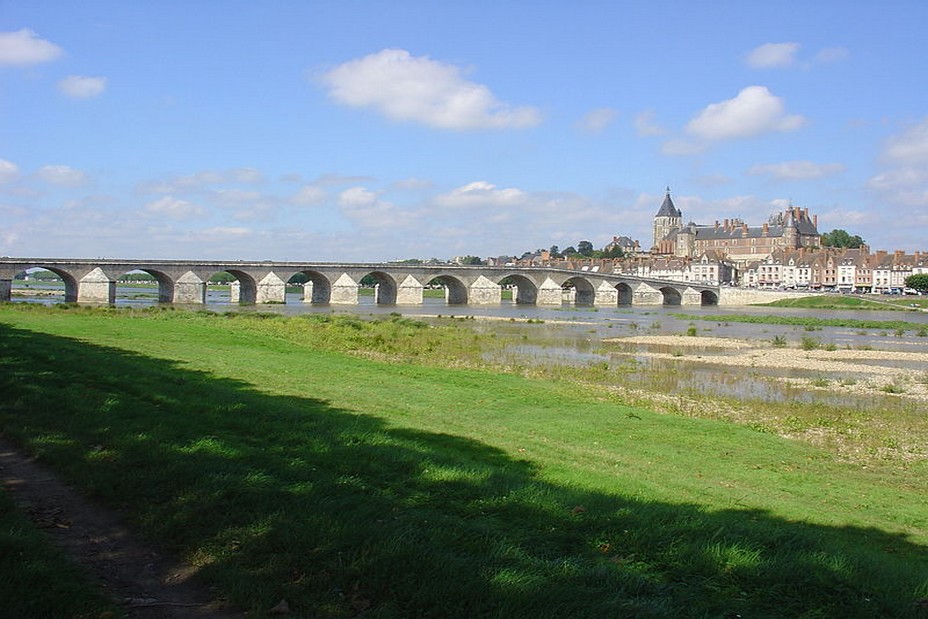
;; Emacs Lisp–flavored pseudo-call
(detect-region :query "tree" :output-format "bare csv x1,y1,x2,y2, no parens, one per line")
459,256,483,265
549,245,561,258
604,245,625,259
562,246,577,257
821,229,865,249
905,274,928,293
577,240,594,257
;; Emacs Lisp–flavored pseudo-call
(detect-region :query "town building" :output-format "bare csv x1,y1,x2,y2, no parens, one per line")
651,188,821,263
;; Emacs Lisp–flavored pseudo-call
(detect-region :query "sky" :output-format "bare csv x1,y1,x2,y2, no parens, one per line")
2,1,927,262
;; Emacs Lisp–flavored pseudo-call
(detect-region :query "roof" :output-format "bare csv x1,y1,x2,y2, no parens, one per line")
655,189,681,218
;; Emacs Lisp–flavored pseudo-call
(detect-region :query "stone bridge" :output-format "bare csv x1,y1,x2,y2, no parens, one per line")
0,258,723,307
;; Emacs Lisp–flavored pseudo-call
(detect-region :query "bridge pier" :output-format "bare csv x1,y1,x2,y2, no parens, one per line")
469,275,502,304
594,281,618,306
174,272,207,304
681,287,703,305
396,275,424,304
537,277,563,305
77,267,116,304
331,273,359,304
0,279,11,302
257,272,287,304
632,283,664,305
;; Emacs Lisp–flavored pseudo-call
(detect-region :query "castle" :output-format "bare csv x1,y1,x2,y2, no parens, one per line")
651,188,821,262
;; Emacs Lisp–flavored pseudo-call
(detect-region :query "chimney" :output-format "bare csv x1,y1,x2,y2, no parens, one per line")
724,218,730,230
762,222,769,235
715,220,719,230
813,214,818,228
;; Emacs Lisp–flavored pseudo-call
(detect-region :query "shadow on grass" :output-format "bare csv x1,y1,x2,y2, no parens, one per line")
1,322,926,618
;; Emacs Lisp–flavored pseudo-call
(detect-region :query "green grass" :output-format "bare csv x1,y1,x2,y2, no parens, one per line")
675,312,925,333
760,295,904,310
1,304,927,617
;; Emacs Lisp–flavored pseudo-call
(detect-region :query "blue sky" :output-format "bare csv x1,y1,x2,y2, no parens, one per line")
2,1,927,261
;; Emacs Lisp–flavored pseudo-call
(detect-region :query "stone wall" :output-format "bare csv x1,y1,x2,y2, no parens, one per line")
718,288,820,306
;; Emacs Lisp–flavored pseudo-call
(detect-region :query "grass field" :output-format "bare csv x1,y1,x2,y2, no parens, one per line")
1,304,927,617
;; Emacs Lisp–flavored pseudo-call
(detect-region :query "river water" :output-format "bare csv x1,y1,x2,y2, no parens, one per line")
10,283,928,406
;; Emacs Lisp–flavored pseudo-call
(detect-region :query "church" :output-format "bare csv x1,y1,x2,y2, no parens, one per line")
651,188,821,263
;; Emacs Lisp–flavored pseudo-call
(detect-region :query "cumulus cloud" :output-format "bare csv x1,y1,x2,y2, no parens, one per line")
744,42,800,68
577,107,617,133
0,28,63,66
58,75,107,99
685,86,804,141
434,181,526,208
144,196,206,219
319,48,542,130
37,164,87,187
337,186,378,208
747,160,846,180
0,159,20,184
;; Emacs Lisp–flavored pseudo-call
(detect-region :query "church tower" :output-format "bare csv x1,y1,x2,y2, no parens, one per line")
652,187,682,249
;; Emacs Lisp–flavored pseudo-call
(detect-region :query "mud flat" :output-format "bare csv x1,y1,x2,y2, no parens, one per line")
606,335,928,402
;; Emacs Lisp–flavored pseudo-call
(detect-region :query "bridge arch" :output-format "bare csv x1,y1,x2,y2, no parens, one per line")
615,282,634,306
206,269,258,304
117,269,174,304
498,274,538,304
12,265,79,303
700,289,719,306
287,270,332,304
427,274,468,304
562,276,595,306
659,286,682,305
361,271,399,305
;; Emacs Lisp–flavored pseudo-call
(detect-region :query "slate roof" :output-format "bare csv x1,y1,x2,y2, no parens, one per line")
655,189,681,218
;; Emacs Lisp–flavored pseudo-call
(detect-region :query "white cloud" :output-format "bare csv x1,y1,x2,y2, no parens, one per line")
744,42,800,68
291,185,326,206
0,159,20,184
0,28,63,66
634,110,667,136
320,48,542,130
37,164,87,187
868,118,928,209
58,75,107,99
685,86,805,141
577,107,617,133
337,186,378,207
747,160,846,180
144,196,206,219
434,181,526,208
882,117,928,165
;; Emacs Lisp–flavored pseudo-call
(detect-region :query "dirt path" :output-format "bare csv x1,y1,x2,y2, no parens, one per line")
0,438,243,618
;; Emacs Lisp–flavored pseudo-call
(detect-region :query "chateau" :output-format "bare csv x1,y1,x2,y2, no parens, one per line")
651,188,821,261
505,189,927,291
